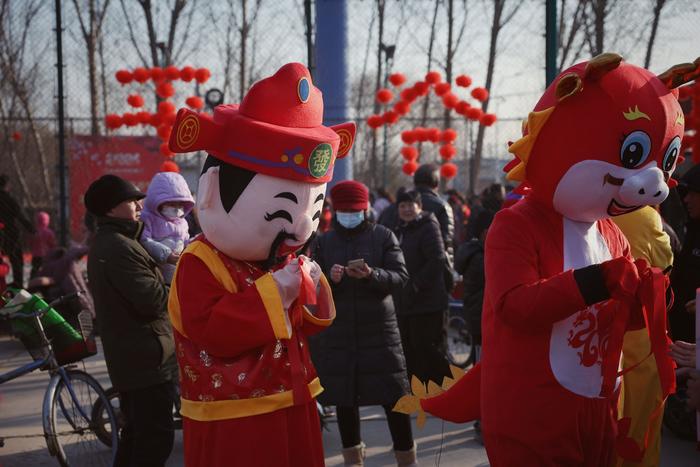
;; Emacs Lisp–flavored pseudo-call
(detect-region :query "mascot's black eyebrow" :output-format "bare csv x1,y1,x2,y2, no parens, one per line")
274,192,298,203
201,155,256,213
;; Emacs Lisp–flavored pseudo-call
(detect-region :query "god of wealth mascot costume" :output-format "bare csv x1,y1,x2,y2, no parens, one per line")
166,63,355,467
396,53,700,466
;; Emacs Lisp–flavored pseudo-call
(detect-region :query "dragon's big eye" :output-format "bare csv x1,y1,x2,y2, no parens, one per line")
662,136,681,173
620,131,651,168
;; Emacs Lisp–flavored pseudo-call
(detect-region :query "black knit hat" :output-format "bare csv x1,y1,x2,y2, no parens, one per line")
84,174,145,216
397,189,422,206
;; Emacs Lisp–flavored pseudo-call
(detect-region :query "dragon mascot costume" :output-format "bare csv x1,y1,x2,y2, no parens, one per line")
166,63,355,467
397,53,700,466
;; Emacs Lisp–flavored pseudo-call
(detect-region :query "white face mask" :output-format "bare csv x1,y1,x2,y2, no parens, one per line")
161,206,185,219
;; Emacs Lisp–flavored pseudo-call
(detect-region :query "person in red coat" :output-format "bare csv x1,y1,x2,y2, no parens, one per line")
396,53,694,466
167,63,356,467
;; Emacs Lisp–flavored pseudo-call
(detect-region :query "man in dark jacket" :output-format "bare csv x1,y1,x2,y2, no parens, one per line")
0,175,35,287
413,164,455,264
85,174,176,467
670,163,700,343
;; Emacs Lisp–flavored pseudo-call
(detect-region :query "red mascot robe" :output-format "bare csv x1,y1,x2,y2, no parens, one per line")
169,238,335,467
409,52,687,467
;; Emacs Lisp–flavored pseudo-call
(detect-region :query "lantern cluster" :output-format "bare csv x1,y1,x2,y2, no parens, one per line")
105,65,211,164
366,70,498,179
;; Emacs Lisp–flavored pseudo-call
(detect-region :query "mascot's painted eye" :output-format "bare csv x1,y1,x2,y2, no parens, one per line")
662,136,681,172
619,131,651,168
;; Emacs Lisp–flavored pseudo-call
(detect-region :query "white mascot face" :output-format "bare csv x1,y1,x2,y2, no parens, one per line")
196,165,326,262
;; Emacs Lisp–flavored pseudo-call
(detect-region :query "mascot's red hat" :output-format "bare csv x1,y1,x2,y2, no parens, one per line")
168,63,355,183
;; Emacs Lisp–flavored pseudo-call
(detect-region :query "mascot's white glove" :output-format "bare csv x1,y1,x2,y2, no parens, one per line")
298,255,322,288
271,261,302,310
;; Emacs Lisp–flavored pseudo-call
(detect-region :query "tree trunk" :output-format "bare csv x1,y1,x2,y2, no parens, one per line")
240,0,248,101
370,0,385,188
644,0,666,68
87,40,100,135
443,0,454,132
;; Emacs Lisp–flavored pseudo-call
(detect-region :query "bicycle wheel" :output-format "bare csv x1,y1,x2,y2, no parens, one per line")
446,315,473,368
46,369,118,467
91,386,125,447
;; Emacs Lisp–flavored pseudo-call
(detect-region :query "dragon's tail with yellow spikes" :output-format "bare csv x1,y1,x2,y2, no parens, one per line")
393,363,482,427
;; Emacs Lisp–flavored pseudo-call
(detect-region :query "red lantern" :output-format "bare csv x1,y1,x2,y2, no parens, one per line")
194,68,211,84
367,115,384,129
383,110,399,125
434,82,451,96
394,101,411,115
400,88,417,102
455,100,471,115
123,113,138,127
127,94,144,108
440,128,458,143
136,111,151,124
388,73,406,87
160,160,180,173
466,107,483,121
403,161,419,175
185,96,204,109
455,75,472,87
156,82,175,99
162,112,177,126
480,113,497,126
413,82,430,96
149,113,163,127
425,71,442,84
376,88,393,104
115,70,133,84
11,131,21,141
158,101,176,115
164,65,181,81
414,127,429,142
133,67,150,83
159,142,173,157
401,146,418,161
442,93,458,109
105,114,123,129
471,87,489,102
427,128,441,143
440,162,458,179
440,144,457,160
180,66,196,82
150,67,164,82
157,125,172,140
401,130,417,144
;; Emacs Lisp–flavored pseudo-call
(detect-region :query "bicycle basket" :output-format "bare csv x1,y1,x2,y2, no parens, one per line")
54,310,97,366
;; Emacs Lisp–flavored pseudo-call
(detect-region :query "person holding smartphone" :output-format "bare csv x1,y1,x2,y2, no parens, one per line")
310,180,417,466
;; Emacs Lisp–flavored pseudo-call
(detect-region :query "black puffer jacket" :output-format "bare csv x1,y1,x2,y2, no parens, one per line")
416,186,455,263
669,220,699,342
455,239,485,342
394,212,448,315
87,217,177,392
310,221,409,407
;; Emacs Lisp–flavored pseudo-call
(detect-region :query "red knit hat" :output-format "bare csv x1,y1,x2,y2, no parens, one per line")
331,180,369,211
168,63,355,183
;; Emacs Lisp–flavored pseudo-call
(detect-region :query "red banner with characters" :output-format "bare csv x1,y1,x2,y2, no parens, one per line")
69,136,164,241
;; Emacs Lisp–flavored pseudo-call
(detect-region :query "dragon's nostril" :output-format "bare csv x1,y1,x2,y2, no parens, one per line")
654,190,661,197
638,188,645,195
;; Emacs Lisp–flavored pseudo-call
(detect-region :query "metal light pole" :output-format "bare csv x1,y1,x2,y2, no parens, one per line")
54,0,68,246
545,0,558,86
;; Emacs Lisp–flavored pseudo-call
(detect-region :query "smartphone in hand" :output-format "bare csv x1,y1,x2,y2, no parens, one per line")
347,258,366,269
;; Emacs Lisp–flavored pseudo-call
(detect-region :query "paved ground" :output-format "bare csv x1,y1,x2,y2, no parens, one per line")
0,336,697,466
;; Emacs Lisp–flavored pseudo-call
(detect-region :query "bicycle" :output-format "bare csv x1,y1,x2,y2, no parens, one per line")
0,289,118,467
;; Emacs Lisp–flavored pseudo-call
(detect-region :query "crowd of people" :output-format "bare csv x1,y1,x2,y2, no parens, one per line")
0,158,698,466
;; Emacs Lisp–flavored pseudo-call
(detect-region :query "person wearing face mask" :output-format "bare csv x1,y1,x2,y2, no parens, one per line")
310,180,417,466
140,171,195,284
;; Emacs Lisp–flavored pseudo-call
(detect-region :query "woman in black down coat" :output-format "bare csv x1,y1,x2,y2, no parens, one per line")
393,190,452,386
311,180,417,466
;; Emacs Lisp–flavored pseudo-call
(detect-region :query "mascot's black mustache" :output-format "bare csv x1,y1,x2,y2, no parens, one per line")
262,231,317,271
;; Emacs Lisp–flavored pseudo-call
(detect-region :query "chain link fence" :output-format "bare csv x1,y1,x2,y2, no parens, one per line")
0,0,698,246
